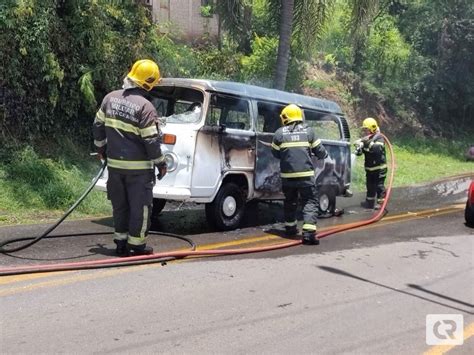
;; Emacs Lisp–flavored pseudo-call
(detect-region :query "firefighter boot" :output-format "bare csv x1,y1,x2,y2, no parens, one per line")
360,200,375,209
126,243,154,256
285,225,298,237
374,198,384,210
302,231,319,245
113,239,128,256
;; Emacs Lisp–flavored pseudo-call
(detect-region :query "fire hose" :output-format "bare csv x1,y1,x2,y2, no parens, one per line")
0,134,395,276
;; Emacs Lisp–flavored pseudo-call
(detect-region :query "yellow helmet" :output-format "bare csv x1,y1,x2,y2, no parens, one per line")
127,59,161,91
280,104,303,125
362,117,379,133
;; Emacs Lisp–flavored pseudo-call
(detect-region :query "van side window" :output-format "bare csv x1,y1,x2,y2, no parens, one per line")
206,94,251,130
304,110,342,140
256,102,284,133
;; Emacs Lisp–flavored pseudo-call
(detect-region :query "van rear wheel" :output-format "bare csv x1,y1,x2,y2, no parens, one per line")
206,183,246,230
151,198,166,220
318,185,336,215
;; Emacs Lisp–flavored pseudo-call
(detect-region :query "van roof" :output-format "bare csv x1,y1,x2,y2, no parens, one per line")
159,78,343,115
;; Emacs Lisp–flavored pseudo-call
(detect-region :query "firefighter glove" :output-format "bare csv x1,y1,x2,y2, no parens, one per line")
97,145,107,161
353,140,364,155
156,162,167,180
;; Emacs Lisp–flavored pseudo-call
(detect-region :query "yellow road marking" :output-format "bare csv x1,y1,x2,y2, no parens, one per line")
424,322,474,355
0,204,465,294
350,205,465,232
0,271,68,285
195,234,282,250
0,264,160,297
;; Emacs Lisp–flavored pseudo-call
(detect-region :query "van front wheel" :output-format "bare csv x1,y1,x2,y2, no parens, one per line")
206,183,246,230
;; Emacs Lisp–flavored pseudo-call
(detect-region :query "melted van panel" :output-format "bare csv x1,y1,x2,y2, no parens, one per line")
200,127,255,172
255,135,351,194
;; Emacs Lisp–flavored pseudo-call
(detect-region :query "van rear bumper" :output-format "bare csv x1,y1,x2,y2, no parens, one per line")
152,186,191,200
95,178,191,201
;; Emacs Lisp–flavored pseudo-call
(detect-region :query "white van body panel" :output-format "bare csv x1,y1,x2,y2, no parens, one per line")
191,127,255,200
153,123,198,200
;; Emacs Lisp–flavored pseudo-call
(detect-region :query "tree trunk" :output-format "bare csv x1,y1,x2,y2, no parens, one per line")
273,0,294,90
240,4,253,54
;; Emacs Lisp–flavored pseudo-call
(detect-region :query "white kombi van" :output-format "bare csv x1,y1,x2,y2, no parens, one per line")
95,78,352,230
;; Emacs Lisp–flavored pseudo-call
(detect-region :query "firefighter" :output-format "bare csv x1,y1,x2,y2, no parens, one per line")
354,117,387,210
93,59,167,256
271,104,328,245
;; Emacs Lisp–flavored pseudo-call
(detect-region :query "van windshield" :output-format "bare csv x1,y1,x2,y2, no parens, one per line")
149,86,204,124
165,101,202,123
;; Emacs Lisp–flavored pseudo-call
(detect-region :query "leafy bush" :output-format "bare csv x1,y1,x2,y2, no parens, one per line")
145,34,199,78
240,35,303,90
240,35,279,86
195,42,243,80
0,0,197,146
364,17,412,87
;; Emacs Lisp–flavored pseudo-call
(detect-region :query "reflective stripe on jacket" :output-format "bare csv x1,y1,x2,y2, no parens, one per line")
93,88,164,174
361,133,387,171
271,122,328,181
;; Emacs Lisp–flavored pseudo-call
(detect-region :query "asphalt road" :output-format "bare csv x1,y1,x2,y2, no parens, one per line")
0,175,473,354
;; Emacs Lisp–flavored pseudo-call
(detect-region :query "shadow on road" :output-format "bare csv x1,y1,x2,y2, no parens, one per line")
318,265,473,314
407,283,474,308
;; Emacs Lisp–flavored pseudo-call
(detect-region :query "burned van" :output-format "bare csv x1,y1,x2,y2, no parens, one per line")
95,78,352,230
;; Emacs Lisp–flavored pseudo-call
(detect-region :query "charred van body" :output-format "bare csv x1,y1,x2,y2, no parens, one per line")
96,79,352,230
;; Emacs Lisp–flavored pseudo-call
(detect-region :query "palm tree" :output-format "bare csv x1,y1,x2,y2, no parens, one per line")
271,0,333,90
273,0,294,90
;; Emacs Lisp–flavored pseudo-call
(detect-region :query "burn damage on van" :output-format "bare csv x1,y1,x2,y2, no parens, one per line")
219,132,255,169
255,137,281,193
255,137,351,195
199,128,255,170
144,78,352,229
314,144,351,193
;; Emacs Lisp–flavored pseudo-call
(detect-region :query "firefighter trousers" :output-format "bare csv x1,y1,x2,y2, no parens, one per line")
282,184,319,234
107,170,155,247
365,168,387,204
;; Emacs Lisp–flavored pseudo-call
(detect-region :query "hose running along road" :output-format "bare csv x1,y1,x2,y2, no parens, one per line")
0,134,395,276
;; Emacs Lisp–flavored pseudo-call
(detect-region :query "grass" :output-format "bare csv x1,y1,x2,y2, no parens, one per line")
0,137,472,226
0,143,111,226
350,136,473,192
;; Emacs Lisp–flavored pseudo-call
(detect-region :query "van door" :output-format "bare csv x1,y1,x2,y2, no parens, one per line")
304,110,351,213
254,101,285,196
191,93,255,199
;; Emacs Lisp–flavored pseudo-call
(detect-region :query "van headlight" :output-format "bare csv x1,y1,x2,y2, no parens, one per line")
164,152,178,172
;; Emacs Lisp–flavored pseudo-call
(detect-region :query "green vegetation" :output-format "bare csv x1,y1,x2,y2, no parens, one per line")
351,136,473,192
0,144,110,226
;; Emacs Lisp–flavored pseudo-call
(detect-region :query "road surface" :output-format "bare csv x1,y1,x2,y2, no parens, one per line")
0,175,473,354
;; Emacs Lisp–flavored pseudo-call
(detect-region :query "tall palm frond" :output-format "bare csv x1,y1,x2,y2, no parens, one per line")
349,0,381,72
267,0,333,57
293,0,333,57
215,0,252,53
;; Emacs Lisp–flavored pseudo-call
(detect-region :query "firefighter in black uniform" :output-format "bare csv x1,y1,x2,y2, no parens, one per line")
93,59,167,256
354,117,387,210
271,104,328,245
